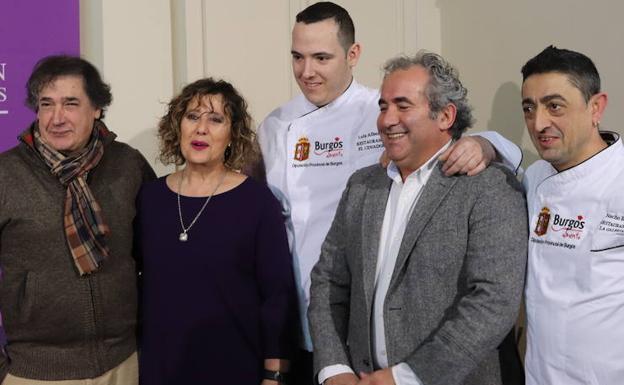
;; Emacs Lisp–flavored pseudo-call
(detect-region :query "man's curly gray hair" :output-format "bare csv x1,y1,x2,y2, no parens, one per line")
383,51,474,139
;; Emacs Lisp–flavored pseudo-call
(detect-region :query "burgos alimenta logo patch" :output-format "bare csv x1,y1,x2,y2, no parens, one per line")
534,206,586,240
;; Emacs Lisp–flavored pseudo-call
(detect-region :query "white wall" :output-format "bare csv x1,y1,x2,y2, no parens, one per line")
438,0,624,169
171,0,423,126
80,0,175,176
81,0,429,175
82,1,624,173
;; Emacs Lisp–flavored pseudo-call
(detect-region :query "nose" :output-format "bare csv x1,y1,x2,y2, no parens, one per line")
378,105,399,131
533,106,551,132
195,119,208,135
302,58,315,78
194,113,211,135
52,105,65,125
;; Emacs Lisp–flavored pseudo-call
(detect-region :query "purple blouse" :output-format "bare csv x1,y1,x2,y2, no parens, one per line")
136,176,296,385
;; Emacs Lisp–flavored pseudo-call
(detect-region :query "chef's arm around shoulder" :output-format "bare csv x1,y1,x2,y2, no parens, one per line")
439,131,522,176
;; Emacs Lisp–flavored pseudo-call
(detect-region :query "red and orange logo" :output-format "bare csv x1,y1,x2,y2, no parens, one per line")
534,207,550,236
294,137,310,161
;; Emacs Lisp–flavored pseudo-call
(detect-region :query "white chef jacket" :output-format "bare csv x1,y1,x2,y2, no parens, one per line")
257,80,382,350
524,133,624,385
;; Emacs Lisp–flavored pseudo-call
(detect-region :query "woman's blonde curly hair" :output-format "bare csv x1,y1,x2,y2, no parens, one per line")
158,78,258,170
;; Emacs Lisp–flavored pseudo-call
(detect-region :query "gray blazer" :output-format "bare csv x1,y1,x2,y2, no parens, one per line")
309,162,527,385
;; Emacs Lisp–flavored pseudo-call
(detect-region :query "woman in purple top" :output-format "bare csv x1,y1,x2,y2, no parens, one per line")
136,78,296,385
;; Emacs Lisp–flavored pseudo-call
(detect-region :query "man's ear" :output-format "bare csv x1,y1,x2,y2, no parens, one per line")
590,92,608,127
346,42,361,68
438,103,457,132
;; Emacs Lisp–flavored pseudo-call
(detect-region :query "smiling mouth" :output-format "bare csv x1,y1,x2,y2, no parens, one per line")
385,132,407,139
537,135,559,145
303,81,322,88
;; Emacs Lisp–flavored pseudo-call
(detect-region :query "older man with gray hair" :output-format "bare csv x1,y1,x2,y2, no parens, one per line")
0,55,154,384
308,51,527,385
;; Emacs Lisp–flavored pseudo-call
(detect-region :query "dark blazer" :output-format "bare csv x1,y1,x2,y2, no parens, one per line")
309,162,527,385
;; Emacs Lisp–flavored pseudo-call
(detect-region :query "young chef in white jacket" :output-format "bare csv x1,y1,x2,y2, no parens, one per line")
255,3,522,383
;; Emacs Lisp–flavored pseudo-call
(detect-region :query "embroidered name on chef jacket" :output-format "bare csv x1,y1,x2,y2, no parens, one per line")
356,130,383,152
598,212,624,234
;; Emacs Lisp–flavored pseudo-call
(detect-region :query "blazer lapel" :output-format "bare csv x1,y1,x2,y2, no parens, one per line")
389,164,457,287
360,169,392,312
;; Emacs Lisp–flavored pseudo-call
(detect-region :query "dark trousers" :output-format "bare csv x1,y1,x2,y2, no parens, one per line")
292,349,314,385
499,329,525,385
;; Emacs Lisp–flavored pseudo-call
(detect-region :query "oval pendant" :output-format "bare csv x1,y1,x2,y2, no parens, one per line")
179,232,188,242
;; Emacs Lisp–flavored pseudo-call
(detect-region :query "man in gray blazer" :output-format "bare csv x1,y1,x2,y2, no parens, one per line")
308,51,527,385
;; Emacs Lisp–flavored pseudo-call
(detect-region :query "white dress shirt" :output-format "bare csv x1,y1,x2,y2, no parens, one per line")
318,142,451,385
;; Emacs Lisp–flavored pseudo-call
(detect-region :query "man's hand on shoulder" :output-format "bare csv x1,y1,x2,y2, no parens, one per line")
439,136,496,176
325,372,360,385
357,369,396,385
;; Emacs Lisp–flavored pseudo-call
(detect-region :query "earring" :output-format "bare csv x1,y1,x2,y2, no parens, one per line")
224,143,232,160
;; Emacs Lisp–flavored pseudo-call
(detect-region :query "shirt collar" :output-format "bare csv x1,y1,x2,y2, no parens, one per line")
546,133,623,183
386,140,452,185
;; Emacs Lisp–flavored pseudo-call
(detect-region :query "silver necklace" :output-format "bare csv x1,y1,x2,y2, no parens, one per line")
177,170,227,242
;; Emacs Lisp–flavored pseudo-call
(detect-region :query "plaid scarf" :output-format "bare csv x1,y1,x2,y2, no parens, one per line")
20,121,113,275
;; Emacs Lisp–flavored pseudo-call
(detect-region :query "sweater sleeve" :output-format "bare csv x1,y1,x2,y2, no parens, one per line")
0,353,7,383
254,189,297,359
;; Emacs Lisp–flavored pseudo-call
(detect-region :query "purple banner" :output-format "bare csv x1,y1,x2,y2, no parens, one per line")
0,0,80,153
0,0,79,351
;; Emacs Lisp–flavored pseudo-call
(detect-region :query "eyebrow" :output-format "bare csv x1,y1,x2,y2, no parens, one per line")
290,50,334,57
540,94,567,104
392,97,413,106
522,93,567,105
38,96,81,103
186,108,219,115
378,96,414,107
